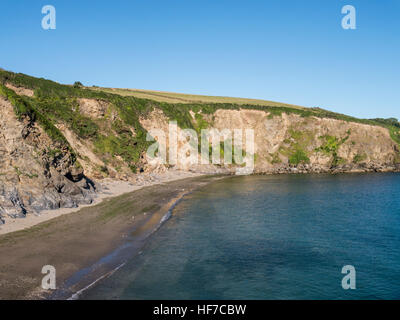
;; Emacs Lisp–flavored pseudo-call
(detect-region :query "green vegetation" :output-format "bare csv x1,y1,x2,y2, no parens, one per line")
88,84,400,149
0,84,75,161
0,85,31,119
2,68,400,172
315,135,340,154
92,87,307,110
13,166,38,179
73,81,83,88
2,69,400,140
279,128,313,165
158,101,194,129
194,112,210,132
353,153,367,164
13,166,23,177
0,69,153,170
386,126,400,147
315,133,350,166
270,152,282,164
47,148,62,159
289,149,310,165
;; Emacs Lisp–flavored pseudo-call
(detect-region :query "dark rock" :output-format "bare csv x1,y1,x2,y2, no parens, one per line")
8,189,27,217
59,197,78,208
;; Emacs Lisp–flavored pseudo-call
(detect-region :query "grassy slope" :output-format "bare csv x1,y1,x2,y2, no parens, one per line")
91,87,400,146
1,69,400,171
92,87,307,109
0,70,154,172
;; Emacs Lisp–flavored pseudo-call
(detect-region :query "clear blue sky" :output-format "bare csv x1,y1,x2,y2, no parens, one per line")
0,0,399,119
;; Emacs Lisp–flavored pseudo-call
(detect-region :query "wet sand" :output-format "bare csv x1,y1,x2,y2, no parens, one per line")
0,175,221,300
0,171,201,236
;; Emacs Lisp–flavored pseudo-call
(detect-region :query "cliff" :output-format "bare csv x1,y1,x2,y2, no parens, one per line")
1,69,400,223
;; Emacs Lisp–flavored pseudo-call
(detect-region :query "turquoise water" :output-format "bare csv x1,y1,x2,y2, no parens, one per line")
82,173,400,299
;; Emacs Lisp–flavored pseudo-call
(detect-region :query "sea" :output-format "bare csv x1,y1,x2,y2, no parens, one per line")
80,173,400,299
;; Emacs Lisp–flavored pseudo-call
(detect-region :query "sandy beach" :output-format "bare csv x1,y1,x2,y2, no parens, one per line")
0,171,201,236
0,172,221,299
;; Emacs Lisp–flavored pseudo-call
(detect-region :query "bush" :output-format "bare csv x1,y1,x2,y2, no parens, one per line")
289,149,310,165
73,81,83,88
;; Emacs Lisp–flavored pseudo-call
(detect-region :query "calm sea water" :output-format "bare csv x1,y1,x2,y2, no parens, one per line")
82,173,400,299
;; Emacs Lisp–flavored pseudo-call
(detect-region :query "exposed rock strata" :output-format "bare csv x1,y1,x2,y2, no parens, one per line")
1,91,400,224
140,109,400,174
0,97,96,222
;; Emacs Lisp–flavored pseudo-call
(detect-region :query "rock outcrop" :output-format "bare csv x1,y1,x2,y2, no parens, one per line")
140,108,400,174
0,96,96,221
1,69,400,224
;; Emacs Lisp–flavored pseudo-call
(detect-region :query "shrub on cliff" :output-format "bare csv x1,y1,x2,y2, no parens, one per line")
289,149,310,165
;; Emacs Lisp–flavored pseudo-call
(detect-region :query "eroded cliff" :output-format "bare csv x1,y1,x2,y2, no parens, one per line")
1,69,400,223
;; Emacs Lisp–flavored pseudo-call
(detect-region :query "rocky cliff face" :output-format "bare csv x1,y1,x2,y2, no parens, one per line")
1,69,400,224
0,96,96,224
140,108,400,174
212,109,399,173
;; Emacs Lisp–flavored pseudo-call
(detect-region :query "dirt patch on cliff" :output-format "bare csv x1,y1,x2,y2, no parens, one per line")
77,98,109,119
5,83,34,97
55,124,105,176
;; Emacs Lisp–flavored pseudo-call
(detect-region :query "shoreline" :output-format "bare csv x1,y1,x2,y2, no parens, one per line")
1,171,399,300
0,173,222,300
1,167,399,236
57,189,194,300
0,171,202,236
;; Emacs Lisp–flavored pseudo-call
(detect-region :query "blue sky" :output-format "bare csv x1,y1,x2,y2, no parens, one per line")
0,0,399,119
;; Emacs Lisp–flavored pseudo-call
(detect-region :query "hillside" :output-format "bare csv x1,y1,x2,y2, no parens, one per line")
91,87,307,109
1,69,400,223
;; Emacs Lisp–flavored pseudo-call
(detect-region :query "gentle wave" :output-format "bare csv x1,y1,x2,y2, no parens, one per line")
68,262,126,300
65,191,191,300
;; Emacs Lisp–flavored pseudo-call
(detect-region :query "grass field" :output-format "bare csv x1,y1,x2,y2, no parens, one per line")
91,87,307,110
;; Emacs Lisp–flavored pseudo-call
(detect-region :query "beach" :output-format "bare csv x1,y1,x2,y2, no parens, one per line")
0,172,220,299
0,171,201,236
78,173,400,300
